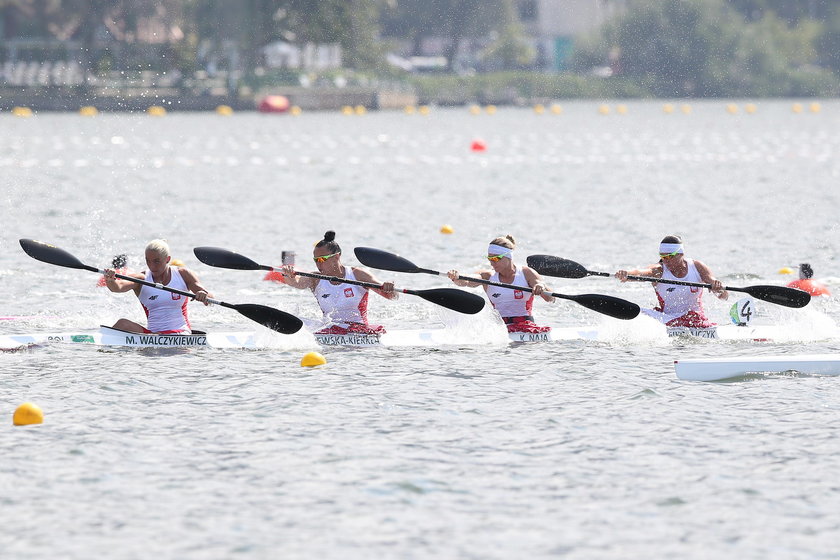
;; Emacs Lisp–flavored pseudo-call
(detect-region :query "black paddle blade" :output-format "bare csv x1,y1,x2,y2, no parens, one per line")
232,303,303,334
20,239,98,272
527,255,589,279
742,285,811,308
354,247,424,273
413,288,486,314
566,293,641,320
194,247,262,271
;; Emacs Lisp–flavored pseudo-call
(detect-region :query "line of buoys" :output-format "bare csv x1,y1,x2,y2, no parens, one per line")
13,402,43,426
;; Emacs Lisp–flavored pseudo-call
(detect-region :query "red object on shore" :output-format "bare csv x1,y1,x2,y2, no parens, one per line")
264,271,285,284
787,279,831,297
470,139,487,152
258,95,290,113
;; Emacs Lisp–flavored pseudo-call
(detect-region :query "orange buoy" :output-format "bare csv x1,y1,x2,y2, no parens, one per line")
258,95,290,113
470,139,487,152
263,271,285,284
787,279,830,297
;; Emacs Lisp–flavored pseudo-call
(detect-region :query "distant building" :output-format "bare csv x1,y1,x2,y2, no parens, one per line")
518,0,627,70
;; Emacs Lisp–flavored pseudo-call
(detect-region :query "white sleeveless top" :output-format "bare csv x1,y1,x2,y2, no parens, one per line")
313,268,369,326
485,267,533,318
139,268,190,332
652,258,705,321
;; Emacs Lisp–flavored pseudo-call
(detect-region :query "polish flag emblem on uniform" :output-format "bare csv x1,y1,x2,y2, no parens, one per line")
514,290,524,299
344,288,354,298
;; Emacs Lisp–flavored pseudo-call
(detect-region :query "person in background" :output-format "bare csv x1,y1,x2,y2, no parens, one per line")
615,234,728,328
97,254,127,287
447,234,553,333
103,239,211,333
787,263,831,296
280,230,397,334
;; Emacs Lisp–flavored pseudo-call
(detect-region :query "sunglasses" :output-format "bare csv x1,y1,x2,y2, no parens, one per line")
313,252,340,263
659,251,681,258
487,252,510,262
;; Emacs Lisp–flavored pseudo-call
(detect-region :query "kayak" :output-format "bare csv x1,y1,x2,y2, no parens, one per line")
675,354,840,381
0,326,261,350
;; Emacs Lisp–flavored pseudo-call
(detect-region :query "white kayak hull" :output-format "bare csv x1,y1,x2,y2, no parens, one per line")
0,326,260,349
675,354,840,381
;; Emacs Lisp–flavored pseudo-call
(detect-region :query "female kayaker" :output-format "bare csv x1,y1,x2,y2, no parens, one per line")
281,230,397,334
103,239,212,333
447,234,553,333
614,234,728,327
787,263,831,296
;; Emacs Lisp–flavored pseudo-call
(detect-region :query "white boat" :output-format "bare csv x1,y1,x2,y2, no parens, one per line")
675,354,840,382
0,326,260,350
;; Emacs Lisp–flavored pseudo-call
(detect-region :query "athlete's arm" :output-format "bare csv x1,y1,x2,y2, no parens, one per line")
180,268,213,305
447,270,491,288
354,268,398,300
103,270,144,294
522,266,553,302
279,265,317,290
615,263,662,282
694,260,729,300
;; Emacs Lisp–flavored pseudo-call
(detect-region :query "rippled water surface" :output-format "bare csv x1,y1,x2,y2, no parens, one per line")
2,101,840,559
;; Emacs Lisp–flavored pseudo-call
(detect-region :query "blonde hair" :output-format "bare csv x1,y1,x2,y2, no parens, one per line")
145,239,171,258
490,235,516,250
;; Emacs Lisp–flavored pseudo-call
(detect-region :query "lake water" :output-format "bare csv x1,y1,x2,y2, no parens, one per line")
2,101,840,559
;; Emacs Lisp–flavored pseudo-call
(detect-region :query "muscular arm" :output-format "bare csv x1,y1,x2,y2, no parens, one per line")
447,270,491,287
694,260,729,300
353,267,398,300
104,271,144,294
279,265,317,290
522,266,553,301
179,268,214,303
615,263,663,282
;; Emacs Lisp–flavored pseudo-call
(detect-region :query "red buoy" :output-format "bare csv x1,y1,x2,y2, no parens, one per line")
470,139,487,152
258,95,290,114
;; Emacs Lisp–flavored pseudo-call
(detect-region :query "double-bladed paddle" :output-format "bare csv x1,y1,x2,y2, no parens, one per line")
526,254,811,309
19,239,303,334
353,247,641,320
192,246,486,315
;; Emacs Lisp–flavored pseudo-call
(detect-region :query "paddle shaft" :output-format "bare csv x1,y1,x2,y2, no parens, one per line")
265,266,405,294
598,269,747,294
104,269,237,309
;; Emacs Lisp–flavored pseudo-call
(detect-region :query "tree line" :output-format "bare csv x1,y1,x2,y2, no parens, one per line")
1,0,838,97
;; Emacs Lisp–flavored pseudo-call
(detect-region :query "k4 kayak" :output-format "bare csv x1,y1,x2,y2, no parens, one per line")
675,354,840,382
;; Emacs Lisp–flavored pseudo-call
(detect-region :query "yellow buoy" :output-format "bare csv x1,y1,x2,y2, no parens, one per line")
12,106,33,117
792,103,804,113
745,103,757,114
778,267,795,275
810,102,821,113
533,104,545,114
404,105,416,114
147,106,167,116
341,105,354,115
418,105,430,115
301,352,327,367
598,104,610,115
468,104,482,115
726,103,738,114
290,106,302,116
485,105,497,114
354,105,367,115
79,106,98,116
663,104,675,114
616,104,628,114
215,105,233,116
440,224,454,234
550,104,563,115
13,402,44,426
680,104,692,114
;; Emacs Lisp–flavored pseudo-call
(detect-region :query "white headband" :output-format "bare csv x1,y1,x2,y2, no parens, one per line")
659,242,684,254
488,243,512,256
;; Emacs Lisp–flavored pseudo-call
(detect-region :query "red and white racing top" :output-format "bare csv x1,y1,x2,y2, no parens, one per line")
139,268,190,333
313,267,370,327
485,266,533,319
646,258,709,325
